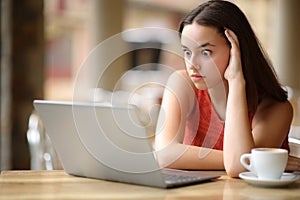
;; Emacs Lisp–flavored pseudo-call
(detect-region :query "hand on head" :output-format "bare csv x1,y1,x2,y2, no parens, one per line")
223,29,244,83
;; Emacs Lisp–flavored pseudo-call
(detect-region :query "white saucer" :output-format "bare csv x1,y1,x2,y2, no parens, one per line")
239,172,300,187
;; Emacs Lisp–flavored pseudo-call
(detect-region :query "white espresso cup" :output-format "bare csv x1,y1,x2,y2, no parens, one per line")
240,148,288,180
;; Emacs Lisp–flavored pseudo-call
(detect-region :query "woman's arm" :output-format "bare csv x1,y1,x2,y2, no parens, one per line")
223,29,294,177
155,70,224,170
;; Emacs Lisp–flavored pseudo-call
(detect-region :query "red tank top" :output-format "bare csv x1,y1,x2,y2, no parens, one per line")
183,89,289,150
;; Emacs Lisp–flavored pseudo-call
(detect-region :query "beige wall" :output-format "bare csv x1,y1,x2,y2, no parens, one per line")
273,0,300,90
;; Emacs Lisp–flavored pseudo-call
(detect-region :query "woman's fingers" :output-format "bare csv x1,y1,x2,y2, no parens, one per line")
286,155,300,172
223,29,244,81
224,29,240,55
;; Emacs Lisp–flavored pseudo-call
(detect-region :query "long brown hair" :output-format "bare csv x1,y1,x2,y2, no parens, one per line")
179,0,287,113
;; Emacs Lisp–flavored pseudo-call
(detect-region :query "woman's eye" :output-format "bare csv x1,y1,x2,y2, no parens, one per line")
201,50,211,56
183,50,192,57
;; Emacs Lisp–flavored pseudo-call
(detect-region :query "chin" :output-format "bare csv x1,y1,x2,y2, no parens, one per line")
194,83,208,90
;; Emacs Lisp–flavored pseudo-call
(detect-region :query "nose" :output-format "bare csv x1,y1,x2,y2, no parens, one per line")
190,63,200,71
186,55,200,70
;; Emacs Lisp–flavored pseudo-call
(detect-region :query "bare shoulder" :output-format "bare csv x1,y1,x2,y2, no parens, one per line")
169,70,193,85
163,70,196,114
251,98,293,147
166,70,195,94
177,69,189,77
256,98,293,117
253,98,293,127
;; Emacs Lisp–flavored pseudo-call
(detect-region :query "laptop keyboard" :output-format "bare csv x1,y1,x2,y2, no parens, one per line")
164,173,203,184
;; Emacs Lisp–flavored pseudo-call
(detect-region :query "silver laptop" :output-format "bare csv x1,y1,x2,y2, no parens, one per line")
33,100,220,188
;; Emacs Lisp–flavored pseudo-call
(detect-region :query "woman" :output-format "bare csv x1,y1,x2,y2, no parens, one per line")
155,0,300,177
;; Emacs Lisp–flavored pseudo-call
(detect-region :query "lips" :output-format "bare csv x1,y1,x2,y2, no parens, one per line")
191,73,205,82
191,74,203,78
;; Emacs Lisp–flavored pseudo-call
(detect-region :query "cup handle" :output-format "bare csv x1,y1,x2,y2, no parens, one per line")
240,153,252,171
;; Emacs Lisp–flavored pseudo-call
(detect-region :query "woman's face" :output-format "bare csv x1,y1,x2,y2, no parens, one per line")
181,22,230,90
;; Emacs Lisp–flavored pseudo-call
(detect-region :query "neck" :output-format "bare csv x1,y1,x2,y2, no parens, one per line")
207,80,228,120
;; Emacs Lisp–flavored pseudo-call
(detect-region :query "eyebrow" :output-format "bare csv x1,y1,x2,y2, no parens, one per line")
181,42,216,49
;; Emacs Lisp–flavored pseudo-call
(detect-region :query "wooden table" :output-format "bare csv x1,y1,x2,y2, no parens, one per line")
0,170,299,199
